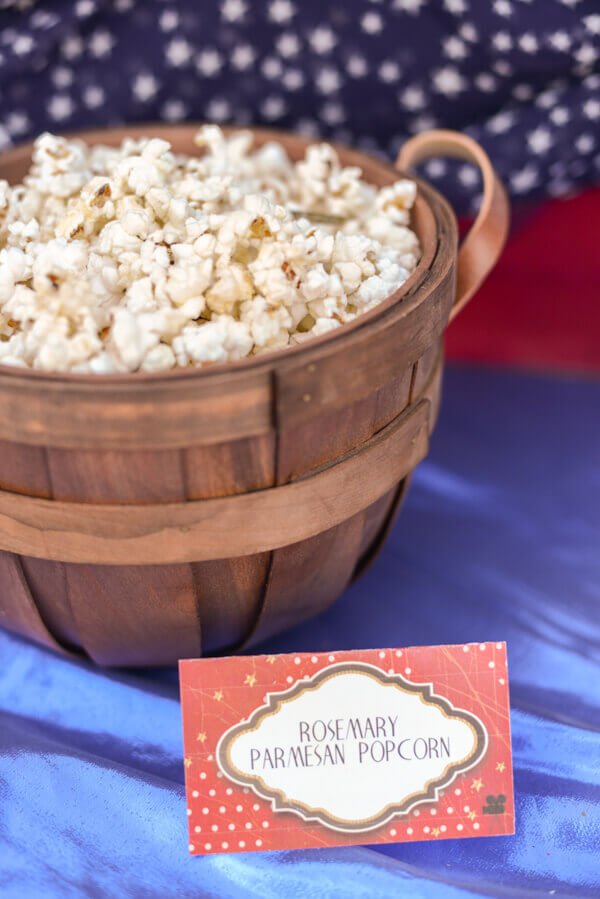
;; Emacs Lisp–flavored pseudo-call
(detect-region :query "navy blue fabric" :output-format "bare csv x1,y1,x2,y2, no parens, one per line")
1,364,599,897
0,1,599,212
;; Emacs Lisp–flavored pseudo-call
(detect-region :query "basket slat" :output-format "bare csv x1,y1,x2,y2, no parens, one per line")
20,556,79,650
244,512,367,647
193,554,271,651
64,562,202,667
0,551,75,655
52,445,201,665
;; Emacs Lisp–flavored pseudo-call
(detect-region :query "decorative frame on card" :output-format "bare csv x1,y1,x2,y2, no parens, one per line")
217,662,488,833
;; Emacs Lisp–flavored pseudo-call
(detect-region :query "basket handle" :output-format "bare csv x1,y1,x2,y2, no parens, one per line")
396,129,510,321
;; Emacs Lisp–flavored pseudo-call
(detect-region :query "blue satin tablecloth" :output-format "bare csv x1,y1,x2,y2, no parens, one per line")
1,365,599,897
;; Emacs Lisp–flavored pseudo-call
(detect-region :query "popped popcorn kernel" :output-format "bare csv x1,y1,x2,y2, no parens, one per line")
0,127,420,372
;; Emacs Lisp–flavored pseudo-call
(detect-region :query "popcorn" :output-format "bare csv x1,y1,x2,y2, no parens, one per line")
180,318,253,365
0,126,420,372
206,265,253,314
112,308,159,370
140,343,176,372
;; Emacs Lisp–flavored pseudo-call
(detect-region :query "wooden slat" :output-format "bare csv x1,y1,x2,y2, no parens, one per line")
0,398,431,564
428,353,444,430
412,339,442,402
44,447,201,664
353,478,412,582
244,512,366,648
193,554,271,653
0,440,52,498
184,433,276,498
19,556,79,648
356,487,399,560
46,447,186,503
277,369,412,483
62,562,203,666
0,550,75,655
372,371,414,435
184,432,276,653
353,346,445,583
0,441,76,649
0,368,272,449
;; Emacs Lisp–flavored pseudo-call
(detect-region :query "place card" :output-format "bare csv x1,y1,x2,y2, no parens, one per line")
180,643,514,855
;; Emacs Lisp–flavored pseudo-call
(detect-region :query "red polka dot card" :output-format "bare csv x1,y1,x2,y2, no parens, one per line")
179,643,514,855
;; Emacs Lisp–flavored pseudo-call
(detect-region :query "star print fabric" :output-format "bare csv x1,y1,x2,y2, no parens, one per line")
0,0,598,213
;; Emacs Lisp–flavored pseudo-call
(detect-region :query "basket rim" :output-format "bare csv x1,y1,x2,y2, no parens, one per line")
0,122,452,388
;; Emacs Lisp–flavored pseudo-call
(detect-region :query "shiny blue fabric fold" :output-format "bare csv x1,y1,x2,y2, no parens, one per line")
1,365,599,897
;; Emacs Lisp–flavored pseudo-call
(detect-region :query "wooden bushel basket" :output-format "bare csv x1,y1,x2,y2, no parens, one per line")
0,127,509,666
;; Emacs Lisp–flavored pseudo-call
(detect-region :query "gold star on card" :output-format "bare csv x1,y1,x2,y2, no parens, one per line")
266,655,277,664
471,778,483,792
196,732,207,743
468,810,477,821
244,673,257,687
184,757,192,768
213,690,223,701
496,761,506,772
432,827,440,837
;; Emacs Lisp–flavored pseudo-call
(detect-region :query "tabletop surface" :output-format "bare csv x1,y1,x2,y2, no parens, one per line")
1,364,598,898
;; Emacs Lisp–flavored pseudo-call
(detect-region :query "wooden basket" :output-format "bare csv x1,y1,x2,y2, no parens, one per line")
0,126,509,666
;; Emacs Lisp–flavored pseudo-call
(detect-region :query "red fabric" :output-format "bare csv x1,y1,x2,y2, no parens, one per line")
446,189,600,373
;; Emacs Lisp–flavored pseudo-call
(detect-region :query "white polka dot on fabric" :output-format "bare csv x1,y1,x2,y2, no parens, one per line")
0,0,594,242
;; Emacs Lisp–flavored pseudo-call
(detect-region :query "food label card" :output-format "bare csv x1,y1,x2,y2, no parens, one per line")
180,643,514,855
